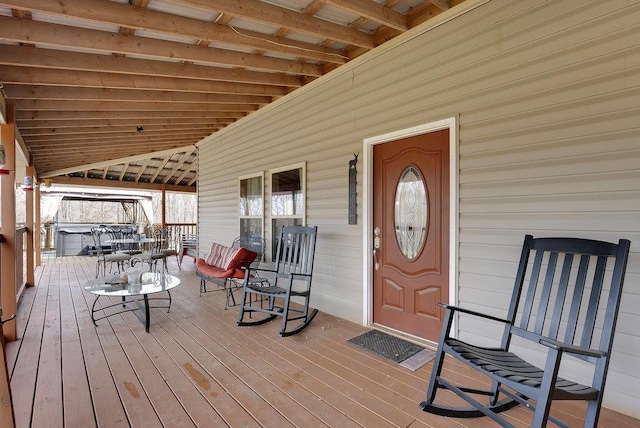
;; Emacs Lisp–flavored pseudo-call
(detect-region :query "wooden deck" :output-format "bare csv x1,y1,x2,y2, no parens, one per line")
6,257,639,428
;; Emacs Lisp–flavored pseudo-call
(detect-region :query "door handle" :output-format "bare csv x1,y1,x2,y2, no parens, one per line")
373,227,381,270
373,248,379,270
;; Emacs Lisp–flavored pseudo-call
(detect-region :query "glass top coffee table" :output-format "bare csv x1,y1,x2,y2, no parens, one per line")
85,272,180,332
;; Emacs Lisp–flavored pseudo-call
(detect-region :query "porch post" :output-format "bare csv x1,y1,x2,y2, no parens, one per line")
161,184,166,227
25,164,35,287
35,184,41,267
0,104,17,341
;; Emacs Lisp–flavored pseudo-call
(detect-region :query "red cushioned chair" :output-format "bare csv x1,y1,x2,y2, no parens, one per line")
196,243,257,309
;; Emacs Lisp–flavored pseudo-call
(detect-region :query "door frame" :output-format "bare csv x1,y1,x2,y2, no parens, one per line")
362,117,458,340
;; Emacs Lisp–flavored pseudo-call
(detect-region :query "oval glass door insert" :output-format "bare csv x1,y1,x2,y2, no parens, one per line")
394,166,428,259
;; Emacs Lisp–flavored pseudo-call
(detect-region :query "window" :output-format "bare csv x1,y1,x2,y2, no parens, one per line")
270,163,305,259
239,173,264,242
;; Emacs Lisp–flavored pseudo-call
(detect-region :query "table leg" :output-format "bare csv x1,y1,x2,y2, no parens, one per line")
144,294,150,333
91,296,99,325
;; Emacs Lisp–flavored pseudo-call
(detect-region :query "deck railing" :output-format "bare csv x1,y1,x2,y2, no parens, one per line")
40,222,196,255
15,227,27,302
0,227,29,304
164,223,197,249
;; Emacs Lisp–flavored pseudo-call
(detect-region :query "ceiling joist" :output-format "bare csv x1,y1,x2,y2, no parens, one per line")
0,0,467,189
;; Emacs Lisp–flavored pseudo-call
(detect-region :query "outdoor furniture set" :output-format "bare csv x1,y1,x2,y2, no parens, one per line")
89,223,629,426
90,225,179,277
87,226,183,332
197,225,319,337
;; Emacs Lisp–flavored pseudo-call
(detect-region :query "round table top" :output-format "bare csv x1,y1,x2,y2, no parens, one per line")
84,272,180,297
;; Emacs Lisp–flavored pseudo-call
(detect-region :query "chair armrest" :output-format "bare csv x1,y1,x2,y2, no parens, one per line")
232,259,256,268
276,271,312,280
538,338,606,358
243,266,277,275
438,303,511,324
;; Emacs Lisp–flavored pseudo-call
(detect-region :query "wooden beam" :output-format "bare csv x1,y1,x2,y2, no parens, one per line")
405,1,447,28
0,0,346,62
162,148,196,184
429,0,450,11
16,118,234,129
35,184,41,267
46,176,196,193
0,91,6,124
135,158,152,182
25,164,35,288
119,163,130,181
0,67,287,97
0,104,17,341
173,163,196,187
40,145,199,178
150,156,172,183
29,148,202,163
0,16,323,76
161,184,166,227
3,85,274,105
16,110,244,120
25,131,212,143
20,124,220,137
171,0,375,48
0,44,305,87
13,128,30,167
12,99,260,112
323,0,408,31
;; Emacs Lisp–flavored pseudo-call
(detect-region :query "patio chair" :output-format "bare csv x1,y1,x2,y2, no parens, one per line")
237,225,318,337
135,229,167,273
196,242,258,309
91,227,130,277
160,226,179,268
107,225,142,256
420,235,631,428
178,232,197,268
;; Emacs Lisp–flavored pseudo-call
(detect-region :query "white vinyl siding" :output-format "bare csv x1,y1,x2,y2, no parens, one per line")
198,0,640,417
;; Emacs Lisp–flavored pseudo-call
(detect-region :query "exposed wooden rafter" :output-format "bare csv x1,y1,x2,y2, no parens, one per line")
0,0,468,190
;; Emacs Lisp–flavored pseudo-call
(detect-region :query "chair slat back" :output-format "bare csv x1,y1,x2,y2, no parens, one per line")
275,226,318,276
91,227,106,256
507,236,630,358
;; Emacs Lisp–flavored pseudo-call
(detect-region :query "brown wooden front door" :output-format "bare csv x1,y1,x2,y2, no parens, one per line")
372,129,449,341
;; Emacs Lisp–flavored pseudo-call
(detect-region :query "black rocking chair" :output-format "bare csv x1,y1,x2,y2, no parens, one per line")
237,225,318,337
421,235,630,428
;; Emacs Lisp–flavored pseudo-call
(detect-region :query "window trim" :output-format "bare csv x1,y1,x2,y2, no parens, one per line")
268,162,306,225
238,171,265,240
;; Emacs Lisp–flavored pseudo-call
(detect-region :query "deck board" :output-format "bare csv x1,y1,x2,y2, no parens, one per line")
169,294,364,428
6,256,640,428
68,262,129,427
59,263,95,427
32,264,63,427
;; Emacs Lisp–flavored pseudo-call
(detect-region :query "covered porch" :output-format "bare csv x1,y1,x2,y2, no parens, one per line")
6,256,639,427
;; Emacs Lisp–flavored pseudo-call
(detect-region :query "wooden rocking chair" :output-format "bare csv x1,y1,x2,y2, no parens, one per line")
237,225,318,337
421,235,630,428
